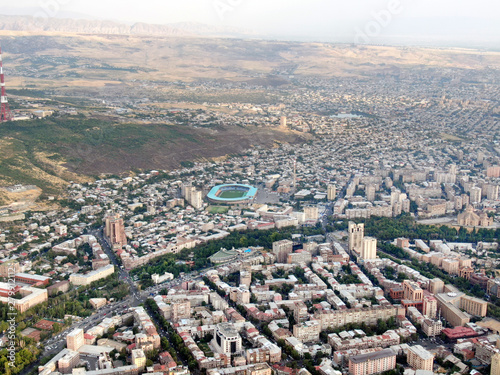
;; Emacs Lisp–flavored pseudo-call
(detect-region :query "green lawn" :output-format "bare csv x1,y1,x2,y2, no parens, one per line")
218,190,246,199
198,342,214,357
208,206,229,214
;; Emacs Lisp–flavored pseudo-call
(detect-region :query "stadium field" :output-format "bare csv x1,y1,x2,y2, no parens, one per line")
218,190,247,199
207,184,258,204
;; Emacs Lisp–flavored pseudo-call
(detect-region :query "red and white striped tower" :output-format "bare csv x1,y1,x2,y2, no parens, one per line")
0,46,13,122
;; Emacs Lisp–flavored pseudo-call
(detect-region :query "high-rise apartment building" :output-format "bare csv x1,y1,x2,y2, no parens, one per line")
327,184,336,201
58,350,80,374
361,237,377,260
280,116,287,128
487,185,499,201
182,185,204,209
422,294,437,319
304,206,319,221
470,187,482,205
390,190,401,206
104,213,127,248
491,352,500,375
190,190,203,209
67,328,84,352
407,345,434,371
348,222,364,255
429,278,444,295
273,240,294,263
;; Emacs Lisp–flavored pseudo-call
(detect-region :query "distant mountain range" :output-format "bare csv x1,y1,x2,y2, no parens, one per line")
0,14,257,39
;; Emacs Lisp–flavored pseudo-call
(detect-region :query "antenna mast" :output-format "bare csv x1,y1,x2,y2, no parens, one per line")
0,46,13,122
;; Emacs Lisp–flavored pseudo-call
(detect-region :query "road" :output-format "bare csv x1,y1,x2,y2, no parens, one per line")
90,228,140,302
20,228,206,375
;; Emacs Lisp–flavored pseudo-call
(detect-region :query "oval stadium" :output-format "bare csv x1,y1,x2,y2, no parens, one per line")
207,184,258,205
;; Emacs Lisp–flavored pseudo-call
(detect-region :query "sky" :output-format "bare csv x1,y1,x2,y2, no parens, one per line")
0,0,499,47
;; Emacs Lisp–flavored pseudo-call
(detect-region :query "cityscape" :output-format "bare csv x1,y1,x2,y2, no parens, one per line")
0,2,499,375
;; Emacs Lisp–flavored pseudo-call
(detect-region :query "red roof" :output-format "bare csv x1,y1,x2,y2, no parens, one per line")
442,326,478,339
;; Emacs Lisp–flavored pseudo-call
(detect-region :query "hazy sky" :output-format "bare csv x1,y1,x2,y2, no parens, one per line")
1,0,499,46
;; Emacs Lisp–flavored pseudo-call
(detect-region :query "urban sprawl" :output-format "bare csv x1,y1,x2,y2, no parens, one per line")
1,68,500,375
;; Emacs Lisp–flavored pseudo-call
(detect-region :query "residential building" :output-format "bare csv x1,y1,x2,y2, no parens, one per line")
491,352,500,375
14,273,50,286
304,206,319,221
314,305,401,330
348,349,396,375
328,185,336,201
58,350,80,374
422,295,437,319
407,345,434,371
104,213,127,248
348,222,364,255
47,280,70,296
488,279,500,298
273,240,294,263
361,237,377,260
67,328,84,352
403,280,423,302
293,320,321,343
131,349,146,370
422,319,442,337
470,187,482,205
428,278,444,295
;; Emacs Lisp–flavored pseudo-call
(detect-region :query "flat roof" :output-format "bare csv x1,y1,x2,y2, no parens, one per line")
67,328,84,337
436,292,464,303
77,344,113,355
15,272,50,281
218,322,239,337
349,348,396,363
408,345,434,360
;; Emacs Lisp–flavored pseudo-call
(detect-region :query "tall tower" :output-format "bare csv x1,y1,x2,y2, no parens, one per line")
104,212,127,249
0,46,13,122
361,237,377,260
348,221,364,255
327,184,336,201
492,352,500,375
280,116,287,128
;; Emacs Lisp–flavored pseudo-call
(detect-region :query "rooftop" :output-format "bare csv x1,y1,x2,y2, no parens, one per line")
349,348,396,363
408,345,434,360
